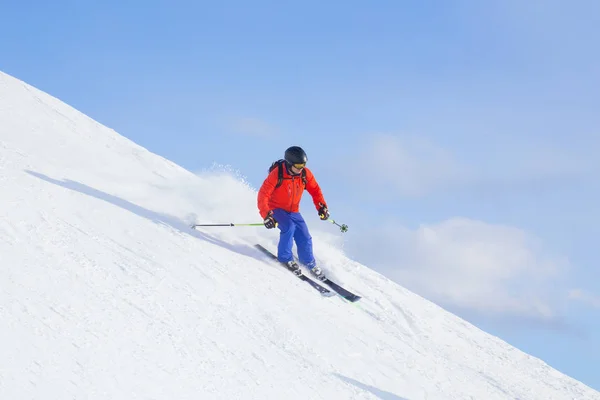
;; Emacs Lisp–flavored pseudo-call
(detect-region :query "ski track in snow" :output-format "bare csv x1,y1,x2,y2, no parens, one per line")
0,70,599,400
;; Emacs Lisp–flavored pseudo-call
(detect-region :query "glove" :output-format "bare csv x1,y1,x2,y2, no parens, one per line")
263,211,277,229
318,203,330,220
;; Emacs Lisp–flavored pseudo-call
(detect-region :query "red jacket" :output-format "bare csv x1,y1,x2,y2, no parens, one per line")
257,165,326,219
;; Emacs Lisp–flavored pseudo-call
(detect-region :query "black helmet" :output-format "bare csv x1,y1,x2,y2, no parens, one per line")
284,146,307,165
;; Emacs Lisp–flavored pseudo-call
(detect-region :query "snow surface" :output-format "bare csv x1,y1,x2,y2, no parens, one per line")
0,70,598,400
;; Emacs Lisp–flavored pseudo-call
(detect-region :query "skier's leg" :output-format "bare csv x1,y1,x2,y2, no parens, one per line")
291,212,316,268
273,209,296,263
292,212,326,280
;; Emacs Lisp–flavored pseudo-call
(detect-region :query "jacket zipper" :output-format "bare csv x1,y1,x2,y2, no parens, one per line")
290,176,295,209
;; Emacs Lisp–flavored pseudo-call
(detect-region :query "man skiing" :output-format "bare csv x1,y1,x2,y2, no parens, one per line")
257,146,330,281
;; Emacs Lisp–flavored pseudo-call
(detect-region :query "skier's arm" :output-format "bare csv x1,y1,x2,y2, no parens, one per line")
257,169,278,219
304,168,327,211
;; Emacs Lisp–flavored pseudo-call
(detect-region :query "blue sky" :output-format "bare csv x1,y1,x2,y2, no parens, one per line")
2,0,599,390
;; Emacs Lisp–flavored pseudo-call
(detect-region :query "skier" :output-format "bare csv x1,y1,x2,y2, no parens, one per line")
257,146,330,280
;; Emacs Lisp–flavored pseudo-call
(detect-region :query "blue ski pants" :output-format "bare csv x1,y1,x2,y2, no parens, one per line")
272,209,317,269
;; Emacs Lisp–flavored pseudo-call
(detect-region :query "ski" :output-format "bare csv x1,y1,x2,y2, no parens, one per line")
293,258,361,302
255,244,334,297
321,278,361,302
289,256,361,302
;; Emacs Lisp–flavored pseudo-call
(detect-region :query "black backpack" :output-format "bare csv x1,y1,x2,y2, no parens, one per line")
269,159,307,188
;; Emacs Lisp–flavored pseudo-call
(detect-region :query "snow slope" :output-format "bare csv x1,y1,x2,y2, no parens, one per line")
0,70,598,400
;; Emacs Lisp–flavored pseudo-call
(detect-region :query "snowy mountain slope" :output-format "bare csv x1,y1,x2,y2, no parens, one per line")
0,70,598,400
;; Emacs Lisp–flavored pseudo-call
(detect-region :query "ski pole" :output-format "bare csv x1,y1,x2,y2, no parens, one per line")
327,218,348,233
191,223,264,228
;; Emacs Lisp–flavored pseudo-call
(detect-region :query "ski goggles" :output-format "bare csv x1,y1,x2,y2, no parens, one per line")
292,162,306,169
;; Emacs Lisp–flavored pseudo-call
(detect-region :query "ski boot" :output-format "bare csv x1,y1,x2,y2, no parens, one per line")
286,261,302,276
309,266,326,281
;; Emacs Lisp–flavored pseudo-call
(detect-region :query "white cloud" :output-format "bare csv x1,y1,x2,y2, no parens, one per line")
230,117,278,138
350,217,570,320
352,134,470,197
568,289,600,309
341,133,596,199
